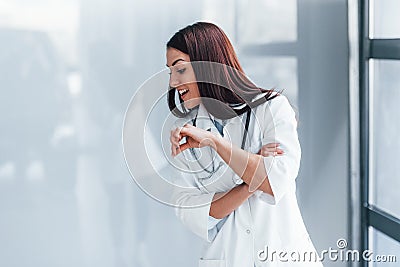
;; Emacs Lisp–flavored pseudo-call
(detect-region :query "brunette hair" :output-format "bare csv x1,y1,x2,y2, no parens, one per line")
167,22,279,119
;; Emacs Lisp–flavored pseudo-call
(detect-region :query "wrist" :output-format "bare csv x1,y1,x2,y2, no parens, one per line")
240,183,253,197
209,132,223,150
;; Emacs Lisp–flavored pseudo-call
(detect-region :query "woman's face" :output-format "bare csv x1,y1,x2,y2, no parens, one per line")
166,47,201,109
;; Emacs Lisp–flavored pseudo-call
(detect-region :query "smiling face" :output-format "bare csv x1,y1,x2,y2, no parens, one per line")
166,47,201,109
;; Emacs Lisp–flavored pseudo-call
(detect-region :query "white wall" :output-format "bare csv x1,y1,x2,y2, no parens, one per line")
296,2,349,266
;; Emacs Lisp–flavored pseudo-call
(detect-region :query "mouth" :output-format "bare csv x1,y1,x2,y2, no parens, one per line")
178,88,189,99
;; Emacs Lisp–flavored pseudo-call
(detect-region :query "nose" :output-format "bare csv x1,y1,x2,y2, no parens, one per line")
169,72,180,88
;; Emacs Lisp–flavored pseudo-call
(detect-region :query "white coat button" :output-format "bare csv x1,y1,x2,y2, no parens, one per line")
246,229,251,234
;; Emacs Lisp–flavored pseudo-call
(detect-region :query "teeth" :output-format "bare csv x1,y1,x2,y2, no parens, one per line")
178,89,188,96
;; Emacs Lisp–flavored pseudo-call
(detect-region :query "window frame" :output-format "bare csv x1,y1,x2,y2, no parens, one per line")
358,0,400,266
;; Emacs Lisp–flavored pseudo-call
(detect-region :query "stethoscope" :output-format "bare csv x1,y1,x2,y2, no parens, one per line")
188,108,251,181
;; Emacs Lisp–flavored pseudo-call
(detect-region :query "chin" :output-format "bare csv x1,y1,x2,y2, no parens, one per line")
183,102,195,110
183,98,200,110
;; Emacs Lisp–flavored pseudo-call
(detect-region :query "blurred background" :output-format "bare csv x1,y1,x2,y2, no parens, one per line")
0,0,399,266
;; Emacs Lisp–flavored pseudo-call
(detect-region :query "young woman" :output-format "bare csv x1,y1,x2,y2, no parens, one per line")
166,22,323,267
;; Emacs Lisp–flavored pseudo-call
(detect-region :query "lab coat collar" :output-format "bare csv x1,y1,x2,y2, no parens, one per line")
195,103,217,133
197,103,243,126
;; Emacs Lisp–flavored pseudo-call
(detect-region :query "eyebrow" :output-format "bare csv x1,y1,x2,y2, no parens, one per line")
166,58,184,67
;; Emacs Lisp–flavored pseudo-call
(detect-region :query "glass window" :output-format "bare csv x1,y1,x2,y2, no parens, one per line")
201,0,236,42
369,228,400,266
369,59,400,219
240,56,298,107
370,0,400,38
237,0,297,45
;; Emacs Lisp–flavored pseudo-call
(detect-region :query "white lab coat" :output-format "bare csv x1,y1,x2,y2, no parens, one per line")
170,95,323,267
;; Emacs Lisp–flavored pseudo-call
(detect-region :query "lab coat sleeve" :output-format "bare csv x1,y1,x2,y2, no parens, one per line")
257,95,301,205
170,154,219,242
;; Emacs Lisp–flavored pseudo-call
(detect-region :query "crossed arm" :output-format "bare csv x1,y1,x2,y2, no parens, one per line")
170,124,283,219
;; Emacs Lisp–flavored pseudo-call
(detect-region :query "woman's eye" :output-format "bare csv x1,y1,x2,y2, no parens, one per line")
177,68,186,74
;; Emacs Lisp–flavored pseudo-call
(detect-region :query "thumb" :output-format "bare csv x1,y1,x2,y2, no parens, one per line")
179,142,191,153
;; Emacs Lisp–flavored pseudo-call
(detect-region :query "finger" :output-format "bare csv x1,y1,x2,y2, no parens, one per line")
263,151,277,157
171,128,182,141
170,129,177,141
259,150,274,157
171,128,184,146
264,143,277,148
259,148,285,157
179,126,189,136
264,142,280,148
261,147,277,154
179,142,191,153
173,128,182,139
170,134,180,148
262,146,284,153
170,132,177,146
172,143,182,157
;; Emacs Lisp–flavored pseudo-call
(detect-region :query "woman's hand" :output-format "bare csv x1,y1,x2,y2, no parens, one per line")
258,143,284,157
170,124,217,157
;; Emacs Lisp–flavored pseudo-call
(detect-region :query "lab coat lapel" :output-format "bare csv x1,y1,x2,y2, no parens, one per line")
189,104,216,181
196,104,216,134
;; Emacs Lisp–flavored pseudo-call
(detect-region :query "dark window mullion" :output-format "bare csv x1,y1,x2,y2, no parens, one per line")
367,205,400,242
369,39,400,59
359,1,370,266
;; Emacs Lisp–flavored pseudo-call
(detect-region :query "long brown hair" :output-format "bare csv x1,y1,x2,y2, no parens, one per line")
167,22,279,119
